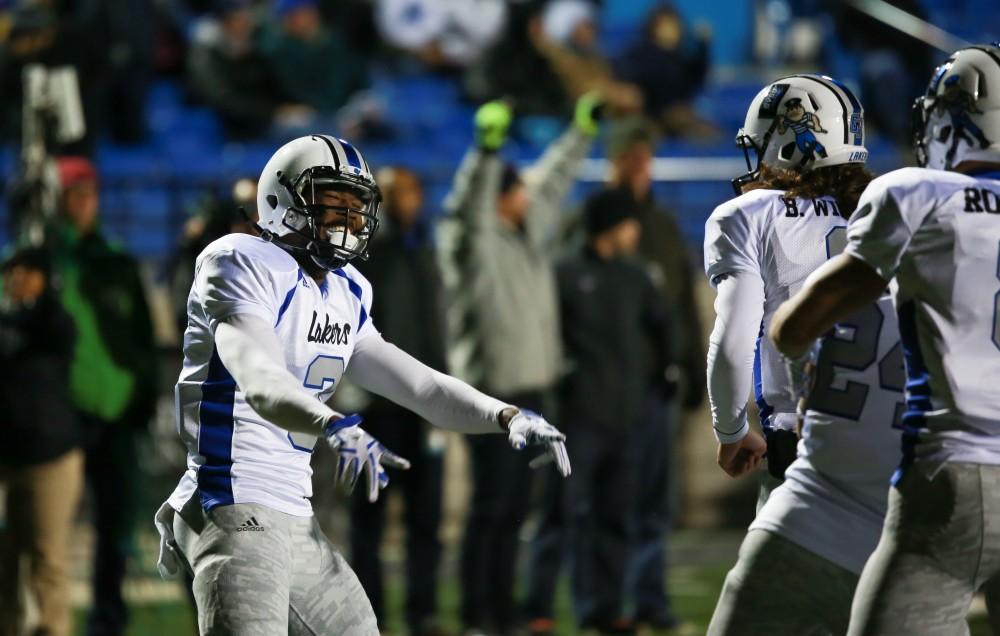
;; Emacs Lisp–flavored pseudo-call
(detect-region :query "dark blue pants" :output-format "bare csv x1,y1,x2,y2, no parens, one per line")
626,397,679,626
349,412,444,633
460,391,545,633
81,414,137,636
523,460,565,620
566,425,639,626
526,396,679,625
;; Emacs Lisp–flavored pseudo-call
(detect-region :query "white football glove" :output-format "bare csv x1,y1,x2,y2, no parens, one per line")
325,414,411,502
506,410,571,477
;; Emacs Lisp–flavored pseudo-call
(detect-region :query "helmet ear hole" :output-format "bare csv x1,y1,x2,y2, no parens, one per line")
808,94,820,111
267,195,278,210
938,125,952,142
780,142,796,160
283,209,307,231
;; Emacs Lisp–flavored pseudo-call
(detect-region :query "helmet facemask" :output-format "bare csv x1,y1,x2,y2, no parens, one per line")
277,165,381,271
911,94,932,167
732,128,770,195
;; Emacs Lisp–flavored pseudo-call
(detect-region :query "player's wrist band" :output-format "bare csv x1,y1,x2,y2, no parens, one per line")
324,413,363,437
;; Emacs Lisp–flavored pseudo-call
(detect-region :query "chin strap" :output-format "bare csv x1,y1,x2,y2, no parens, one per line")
239,206,273,240
238,205,344,270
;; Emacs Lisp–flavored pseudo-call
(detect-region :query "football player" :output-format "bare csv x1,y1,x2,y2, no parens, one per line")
769,44,1000,635
153,135,571,635
704,74,905,635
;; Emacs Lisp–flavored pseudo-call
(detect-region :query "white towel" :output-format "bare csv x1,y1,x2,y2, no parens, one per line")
153,502,182,580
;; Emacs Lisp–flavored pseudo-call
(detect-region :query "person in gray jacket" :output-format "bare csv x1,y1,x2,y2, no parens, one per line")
438,93,601,635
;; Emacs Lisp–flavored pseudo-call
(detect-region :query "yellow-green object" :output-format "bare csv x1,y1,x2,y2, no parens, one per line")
574,91,604,137
474,100,513,151
61,265,135,421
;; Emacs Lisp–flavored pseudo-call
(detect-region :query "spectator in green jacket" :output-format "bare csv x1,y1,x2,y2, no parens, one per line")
47,156,158,636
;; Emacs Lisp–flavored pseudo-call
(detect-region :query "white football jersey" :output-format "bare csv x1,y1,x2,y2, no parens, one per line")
705,188,848,432
846,167,1000,474
753,288,904,574
166,233,377,517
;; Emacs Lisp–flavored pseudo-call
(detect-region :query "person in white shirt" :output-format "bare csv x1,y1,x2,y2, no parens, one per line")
770,44,1000,636
704,74,905,635
154,134,571,635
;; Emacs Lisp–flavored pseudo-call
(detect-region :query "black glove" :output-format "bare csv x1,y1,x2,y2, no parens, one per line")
764,428,799,480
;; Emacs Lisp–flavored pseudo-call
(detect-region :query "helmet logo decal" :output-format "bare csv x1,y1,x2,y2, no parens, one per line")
778,98,829,167
849,112,863,142
939,75,991,164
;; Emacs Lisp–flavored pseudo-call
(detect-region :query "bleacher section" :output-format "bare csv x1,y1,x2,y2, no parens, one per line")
17,0,1000,258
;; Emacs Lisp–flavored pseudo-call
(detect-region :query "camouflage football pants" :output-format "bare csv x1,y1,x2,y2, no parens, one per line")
848,462,1000,636
708,529,858,636
173,498,378,635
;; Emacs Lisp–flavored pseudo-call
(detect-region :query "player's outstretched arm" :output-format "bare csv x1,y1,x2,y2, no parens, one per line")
347,332,571,476
769,253,888,358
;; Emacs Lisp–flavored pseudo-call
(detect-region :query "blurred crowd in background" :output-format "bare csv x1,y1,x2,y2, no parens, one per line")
0,0,997,635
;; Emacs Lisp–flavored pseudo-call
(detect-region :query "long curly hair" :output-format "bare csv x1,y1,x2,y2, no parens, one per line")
744,163,875,218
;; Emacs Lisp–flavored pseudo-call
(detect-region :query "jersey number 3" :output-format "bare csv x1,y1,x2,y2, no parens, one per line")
288,355,346,452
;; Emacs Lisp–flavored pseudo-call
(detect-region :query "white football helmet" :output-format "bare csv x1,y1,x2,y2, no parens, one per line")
733,74,868,193
913,44,1000,170
256,134,381,270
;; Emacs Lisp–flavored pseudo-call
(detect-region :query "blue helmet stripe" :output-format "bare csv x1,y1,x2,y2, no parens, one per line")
823,75,864,145
339,138,363,171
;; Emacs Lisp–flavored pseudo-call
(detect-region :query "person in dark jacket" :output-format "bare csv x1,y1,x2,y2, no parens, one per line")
187,0,314,139
0,247,82,636
557,187,674,633
46,156,158,636
348,167,450,636
259,0,369,117
608,118,702,630
614,4,716,140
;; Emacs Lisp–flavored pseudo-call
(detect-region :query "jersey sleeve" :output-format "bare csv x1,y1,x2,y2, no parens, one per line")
704,201,761,287
845,168,937,281
195,247,284,332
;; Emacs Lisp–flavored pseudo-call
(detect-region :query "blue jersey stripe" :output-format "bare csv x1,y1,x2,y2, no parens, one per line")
753,321,775,431
333,269,368,329
197,347,237,510
891,301,931,484
275,270,304,327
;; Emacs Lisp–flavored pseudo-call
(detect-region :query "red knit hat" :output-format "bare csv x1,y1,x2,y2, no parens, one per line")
55,156,97,189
